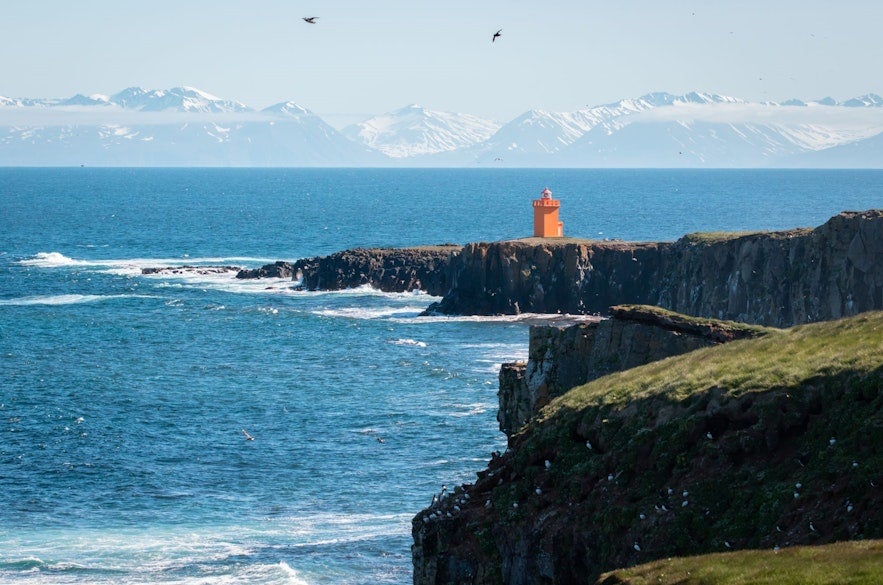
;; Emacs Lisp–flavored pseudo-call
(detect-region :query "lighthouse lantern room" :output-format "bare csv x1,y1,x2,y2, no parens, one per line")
532,187,563,237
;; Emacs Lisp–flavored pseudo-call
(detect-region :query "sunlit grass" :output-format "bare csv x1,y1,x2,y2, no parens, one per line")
598,540,883,585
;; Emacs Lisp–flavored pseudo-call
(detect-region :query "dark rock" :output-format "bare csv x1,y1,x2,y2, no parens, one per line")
425,210,883,327
141,265,242,276
497,306,772,436
235,261,297,280
286,245,461,296
413,312,883,584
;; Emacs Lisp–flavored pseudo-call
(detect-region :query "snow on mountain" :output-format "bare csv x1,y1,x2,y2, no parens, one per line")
61,93,111,107
2,87,883,166
342,104,500,158
842,93,883,108
0,88,379,166
472,92,746,163
109,86,251,113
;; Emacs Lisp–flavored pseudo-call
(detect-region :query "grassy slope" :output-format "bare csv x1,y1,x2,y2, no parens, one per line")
598,539,883,585
481,311,883,579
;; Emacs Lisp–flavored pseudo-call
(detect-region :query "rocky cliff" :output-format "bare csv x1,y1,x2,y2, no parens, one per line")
236,245,461,296
413,312,883,585
426,210,883,327
497,306,772,436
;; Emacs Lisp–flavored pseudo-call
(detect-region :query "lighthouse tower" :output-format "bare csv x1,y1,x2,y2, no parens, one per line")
532,188,563,237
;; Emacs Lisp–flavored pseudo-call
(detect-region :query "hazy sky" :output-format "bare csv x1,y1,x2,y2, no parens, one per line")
2,1,881,126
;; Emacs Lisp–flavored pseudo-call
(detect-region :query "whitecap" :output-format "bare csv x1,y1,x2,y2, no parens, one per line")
313,306,427,320
0,294,156,306
18,252,90,268
393,312,602,325
389,338,427,348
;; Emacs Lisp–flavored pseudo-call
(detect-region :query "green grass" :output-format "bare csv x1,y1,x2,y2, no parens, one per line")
610,304,776,340
544,311,883,416
597,540,883,584
495,311,883,578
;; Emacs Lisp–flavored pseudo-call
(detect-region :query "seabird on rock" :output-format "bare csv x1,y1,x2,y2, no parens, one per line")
633,541,641,551
303,16,318,24
535,487,542,495
242,429,255,441
492,29,502,42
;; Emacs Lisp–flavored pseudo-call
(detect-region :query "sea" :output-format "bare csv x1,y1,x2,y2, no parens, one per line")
1,168,881,584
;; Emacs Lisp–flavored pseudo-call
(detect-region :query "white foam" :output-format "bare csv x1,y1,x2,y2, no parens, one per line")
389,338,427,348
313,306,427,320
393,312,602,325
19,252,276,271
0,294,156,306
18,252,90,267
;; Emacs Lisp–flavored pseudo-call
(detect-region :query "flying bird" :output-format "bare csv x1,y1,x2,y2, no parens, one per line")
303,17,319,24
492,29,502,42
242,429,255,441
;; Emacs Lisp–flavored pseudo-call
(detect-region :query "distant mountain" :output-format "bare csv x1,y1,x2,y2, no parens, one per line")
470,92,748,165
342,104,500,158
0,87,379,166
108,86,251,113
1,87,882,166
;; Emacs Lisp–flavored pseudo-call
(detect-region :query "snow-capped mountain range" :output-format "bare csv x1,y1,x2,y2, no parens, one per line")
2,86,883,167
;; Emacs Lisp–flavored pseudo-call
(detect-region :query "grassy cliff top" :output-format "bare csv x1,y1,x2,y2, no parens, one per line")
471,311,883,578
542,311,882,417
598,539,883,585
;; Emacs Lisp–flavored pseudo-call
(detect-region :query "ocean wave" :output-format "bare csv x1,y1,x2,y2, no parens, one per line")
18,252,276,271
0,294,157,306
388,338,428,348
313,306,427,320
393,312,602,325
18,252,91,268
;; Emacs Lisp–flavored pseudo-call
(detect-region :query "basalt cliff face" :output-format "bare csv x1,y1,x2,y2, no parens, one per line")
413,312,883,585
237,245,460,296
497,306,772,436
426,210,883,327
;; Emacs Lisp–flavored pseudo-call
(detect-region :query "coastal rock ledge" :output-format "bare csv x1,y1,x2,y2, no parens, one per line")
236,245,460,296
498,305,772,437
426,209,883,327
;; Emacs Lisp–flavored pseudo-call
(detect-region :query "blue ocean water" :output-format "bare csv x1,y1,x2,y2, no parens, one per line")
1,168,881,584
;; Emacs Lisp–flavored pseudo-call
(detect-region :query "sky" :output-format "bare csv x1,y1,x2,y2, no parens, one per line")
2,1,882,127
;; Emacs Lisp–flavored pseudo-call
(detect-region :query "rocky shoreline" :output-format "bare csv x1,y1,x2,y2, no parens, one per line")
235,210,883,327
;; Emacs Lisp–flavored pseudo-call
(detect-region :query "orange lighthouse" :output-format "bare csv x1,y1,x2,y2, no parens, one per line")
532,187,563,237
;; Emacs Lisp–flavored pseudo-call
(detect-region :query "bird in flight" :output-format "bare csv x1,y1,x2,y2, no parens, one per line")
303,17,319,24
492,29,502,43
242,429,255,441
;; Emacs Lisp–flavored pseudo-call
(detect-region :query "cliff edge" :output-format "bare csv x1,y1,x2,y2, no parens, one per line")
426,210,883,327
413,311,883,584
498,305,773,436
